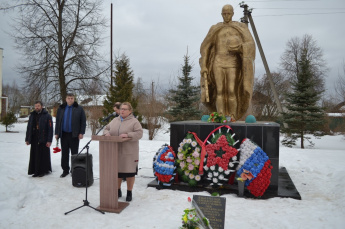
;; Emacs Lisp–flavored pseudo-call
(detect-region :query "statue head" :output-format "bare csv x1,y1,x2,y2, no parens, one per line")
221,4,234,23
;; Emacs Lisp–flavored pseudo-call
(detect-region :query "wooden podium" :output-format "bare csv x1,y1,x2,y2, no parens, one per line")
92,135,131,213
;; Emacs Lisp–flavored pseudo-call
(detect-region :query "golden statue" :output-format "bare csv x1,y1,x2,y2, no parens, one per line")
200,4,255,120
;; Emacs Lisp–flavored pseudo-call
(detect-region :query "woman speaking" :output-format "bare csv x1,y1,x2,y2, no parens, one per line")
103,102,143,201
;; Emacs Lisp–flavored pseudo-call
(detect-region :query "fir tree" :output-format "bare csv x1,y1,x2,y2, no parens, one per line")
167,54,201,121
1,111,17,132
103,54,138,121
281,50,325,148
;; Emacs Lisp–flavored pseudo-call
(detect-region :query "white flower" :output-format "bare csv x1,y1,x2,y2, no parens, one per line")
195,175,201,181
218,167,224,172
183,139,187,143
210,165,215,171
232,156,237,161
189,173,195,179
208,172,213,178
179,142,184,147
204,166,209,171
185,170,190,175
187,139,192,143
213,172,219,177
178,147,182,153
191,141,197,147
187,212,196,219
219,174,225,180
212,178,218,183
195,147,200,152
229,162,234,167
224,170,231,175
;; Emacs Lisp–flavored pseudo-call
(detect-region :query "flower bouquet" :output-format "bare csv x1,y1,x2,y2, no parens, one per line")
176,132,204,187
203,125,240,188
153,144,176,186
236,138,273,197
53,139,61,153
207,112,227,123
180,197,210,229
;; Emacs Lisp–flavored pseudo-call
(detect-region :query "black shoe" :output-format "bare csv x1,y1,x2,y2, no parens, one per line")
38,174,45,177
60,172,69,178
126,190,132,202
32,174,39,177
118,189,122,198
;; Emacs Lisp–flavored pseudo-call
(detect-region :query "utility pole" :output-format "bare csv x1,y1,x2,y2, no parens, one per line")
240,2,287,128
110,3,113,87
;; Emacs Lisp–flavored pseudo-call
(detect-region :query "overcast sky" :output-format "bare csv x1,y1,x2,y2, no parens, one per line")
1,0,344,96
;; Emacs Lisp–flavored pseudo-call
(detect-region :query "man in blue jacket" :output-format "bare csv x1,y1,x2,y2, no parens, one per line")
55,93,86,178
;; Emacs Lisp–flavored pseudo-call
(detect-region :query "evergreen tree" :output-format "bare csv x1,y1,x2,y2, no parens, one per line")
167,54,201,121
1,111,18,132
103,54,138,121
281,50,325,148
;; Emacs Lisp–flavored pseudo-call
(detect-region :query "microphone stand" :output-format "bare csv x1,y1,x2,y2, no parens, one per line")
65,120,110,215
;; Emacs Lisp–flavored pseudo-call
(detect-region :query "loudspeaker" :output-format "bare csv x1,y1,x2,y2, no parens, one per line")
71,153,94,187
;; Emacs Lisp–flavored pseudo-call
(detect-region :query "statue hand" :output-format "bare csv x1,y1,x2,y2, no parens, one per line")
228,44,242,53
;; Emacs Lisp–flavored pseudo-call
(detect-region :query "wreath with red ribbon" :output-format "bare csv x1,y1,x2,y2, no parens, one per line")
203,125,240,187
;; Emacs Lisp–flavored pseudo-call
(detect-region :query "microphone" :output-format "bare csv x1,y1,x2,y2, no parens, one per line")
101,112,116,122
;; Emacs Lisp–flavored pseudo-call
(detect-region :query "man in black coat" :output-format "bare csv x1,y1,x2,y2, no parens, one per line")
55,93,86,178
25,101,53,177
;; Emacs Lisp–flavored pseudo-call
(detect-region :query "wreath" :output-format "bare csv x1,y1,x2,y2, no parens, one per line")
153,144,176,186
176,132,204,187
236,139,273,197
203,125,240,187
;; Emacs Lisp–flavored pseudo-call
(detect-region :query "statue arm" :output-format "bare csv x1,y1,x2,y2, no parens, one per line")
200,25,217,74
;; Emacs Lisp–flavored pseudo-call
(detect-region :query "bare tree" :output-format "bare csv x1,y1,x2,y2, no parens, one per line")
1,0,107,102
252,72,289,121
2,81,26,113
137,81,167,140
334,62,345,106
280,34,328,92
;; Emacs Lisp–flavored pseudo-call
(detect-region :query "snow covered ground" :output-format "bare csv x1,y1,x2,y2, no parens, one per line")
0,119,344,229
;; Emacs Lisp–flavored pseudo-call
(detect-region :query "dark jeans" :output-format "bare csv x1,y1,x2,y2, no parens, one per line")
61,132,80,173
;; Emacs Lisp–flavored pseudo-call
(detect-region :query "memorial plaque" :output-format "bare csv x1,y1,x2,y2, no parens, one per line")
193,195,226,229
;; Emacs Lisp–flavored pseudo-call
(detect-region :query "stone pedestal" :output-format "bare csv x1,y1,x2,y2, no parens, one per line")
170,121,280,192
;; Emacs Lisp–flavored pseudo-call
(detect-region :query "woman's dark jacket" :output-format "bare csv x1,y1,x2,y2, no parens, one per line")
25,109,53,144
55,102,86,138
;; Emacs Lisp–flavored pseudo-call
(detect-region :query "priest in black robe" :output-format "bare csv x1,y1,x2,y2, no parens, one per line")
25,101,53,177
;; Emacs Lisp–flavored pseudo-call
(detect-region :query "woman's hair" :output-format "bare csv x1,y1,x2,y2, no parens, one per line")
121,102,133,111
113,102,121,109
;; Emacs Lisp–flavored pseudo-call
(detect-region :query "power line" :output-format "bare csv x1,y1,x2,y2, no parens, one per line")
244,0,321,2
253,7,345,10
253,12,345,17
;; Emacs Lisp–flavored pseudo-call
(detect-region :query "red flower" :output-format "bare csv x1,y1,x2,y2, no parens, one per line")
53,147,61,153
205,135,238,170
247,160,272,197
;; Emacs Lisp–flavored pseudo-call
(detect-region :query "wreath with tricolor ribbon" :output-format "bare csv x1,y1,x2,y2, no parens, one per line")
153,144,176,186
236,138,273,197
